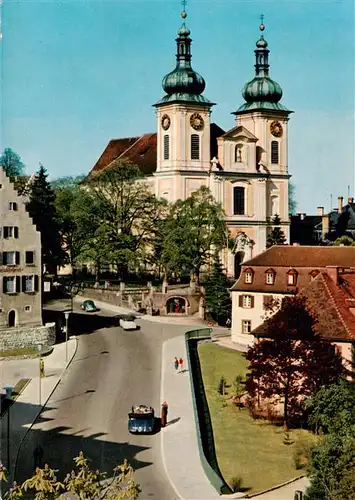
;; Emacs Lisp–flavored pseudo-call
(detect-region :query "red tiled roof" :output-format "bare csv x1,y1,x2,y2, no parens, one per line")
243,245,355,268
89,133,157,177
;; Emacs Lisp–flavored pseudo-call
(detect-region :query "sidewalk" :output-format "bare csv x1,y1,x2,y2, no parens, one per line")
0,338,77,482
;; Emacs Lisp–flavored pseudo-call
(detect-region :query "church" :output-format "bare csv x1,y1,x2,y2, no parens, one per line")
88,9,293,278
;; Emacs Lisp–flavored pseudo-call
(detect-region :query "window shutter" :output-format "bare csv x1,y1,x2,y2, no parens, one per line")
2,278,6,293
22,276,26,292
4,227,8,238
14,227,19,239
15,252,20,265
239,295,243,307
16,276,20,293
191,134,200,160
2,252,6,265
34,275,39,292
251,296,255,308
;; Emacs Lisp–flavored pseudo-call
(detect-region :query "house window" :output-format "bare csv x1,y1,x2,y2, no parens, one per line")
271,141,279,164
3,277,16,293
287,272,297,285
191,134,200,160
24,305,31,312
242,320,252,334
163,135,170,160
242,295,253,308
244,270,253,284
23,275,34,293
266,272,275,285
2,251,19,265
4,226,19,239
233,186,245,215
25,251,34,264
235,145,243,162
9,202,18,211
310,270,320,280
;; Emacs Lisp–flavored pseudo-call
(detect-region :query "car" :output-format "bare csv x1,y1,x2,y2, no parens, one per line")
81,299,97,313
119,315,138,330
128,405,155,434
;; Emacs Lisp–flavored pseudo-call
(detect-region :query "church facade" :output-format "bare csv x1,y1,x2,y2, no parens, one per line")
89,11,293,278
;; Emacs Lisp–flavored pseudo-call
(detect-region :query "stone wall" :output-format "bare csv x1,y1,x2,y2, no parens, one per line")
0,322,56,351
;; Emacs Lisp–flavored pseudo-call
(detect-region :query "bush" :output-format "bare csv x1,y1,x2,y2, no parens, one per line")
292,436,316,470
230,475,243,492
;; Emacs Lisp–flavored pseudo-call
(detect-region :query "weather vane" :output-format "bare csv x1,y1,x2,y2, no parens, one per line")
181,0,187,18
259,14,265,31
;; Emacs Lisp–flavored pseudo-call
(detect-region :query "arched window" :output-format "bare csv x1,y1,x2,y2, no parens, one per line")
271,196,279,216
235,144,243,162
233,186,245,215
271,141,279,164
164,135,170,160
191,134,200,160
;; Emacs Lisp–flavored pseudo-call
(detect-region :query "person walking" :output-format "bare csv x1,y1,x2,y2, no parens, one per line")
179,357,184,372
174,357,179,372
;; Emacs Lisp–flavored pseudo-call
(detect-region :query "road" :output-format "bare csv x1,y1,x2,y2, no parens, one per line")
15,308,185,499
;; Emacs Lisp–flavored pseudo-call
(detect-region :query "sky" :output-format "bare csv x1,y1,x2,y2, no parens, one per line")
0,0,354,213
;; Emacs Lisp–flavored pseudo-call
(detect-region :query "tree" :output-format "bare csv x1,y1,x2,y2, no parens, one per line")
245,295,343,428
26,164,65,275
288,182,297,215
161,186,228,283
266,214,287,248
84,159,167,279
0,148,25,177
204,254,231,324
1,451,140,499
51,175,86,190
304,380,355,500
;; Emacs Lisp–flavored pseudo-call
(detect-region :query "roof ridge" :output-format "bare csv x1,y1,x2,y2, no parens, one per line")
320,273,351,337
117,135,145,161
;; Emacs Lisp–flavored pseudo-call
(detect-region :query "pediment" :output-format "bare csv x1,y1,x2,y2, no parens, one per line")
221,125,258,142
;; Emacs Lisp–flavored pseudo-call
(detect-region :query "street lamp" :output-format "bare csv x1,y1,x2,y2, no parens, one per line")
36,344,43,405
64,310,71,363
3,386,13,473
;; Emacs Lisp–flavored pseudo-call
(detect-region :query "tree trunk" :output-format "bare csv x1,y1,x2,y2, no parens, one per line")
283,380,290,430
95,262,100,282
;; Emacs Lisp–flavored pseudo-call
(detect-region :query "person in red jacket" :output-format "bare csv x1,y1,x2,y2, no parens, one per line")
179,357,184,372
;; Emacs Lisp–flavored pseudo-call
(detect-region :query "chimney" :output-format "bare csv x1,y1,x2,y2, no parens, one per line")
338,196,343,213
300,213,306,220
326,266,339,285
322,214,329,239
317,206,324,216
348,197,354,204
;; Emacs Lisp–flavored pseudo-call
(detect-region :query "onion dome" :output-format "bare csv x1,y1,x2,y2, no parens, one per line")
235,21,291,114
154,11,213,106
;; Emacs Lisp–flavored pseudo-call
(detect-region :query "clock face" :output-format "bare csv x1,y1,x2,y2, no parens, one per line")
161,114,171,131
270,120,283,137
190,113,204,131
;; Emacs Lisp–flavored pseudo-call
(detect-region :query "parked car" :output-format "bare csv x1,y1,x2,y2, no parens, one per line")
119,315,138,330
81,300,97,312
128,405,155,434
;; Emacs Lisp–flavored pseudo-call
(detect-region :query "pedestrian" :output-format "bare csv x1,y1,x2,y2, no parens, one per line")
179,357,184,372
174,357,179,372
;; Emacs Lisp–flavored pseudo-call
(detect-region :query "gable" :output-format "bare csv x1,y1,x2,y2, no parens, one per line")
221,125,258,142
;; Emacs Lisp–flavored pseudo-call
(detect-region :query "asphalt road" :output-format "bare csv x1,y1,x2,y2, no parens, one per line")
15,309,185,499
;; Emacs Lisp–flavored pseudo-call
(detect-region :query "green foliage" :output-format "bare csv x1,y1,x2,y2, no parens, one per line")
218,375,227,395
266,214,287,248
0,148,25,177
204,256,231,324
26,164,66,274
332,235,355,246
161,187,228,282
292,435,317,470
51,175,86,190
1,452,140,499
230,476,243,493
288,183,297,215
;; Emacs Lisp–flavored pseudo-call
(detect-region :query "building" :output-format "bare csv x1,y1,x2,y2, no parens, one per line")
230,245,355,346
88,10,293,277
0,169,54,350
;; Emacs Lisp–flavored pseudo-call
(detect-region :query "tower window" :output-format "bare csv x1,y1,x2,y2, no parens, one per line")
191,134,200,160
271,141,279,164
164,135,170,160
233,186,245,215
235,145,243,162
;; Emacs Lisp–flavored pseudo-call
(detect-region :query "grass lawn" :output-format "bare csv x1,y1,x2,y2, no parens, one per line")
198,342,314,495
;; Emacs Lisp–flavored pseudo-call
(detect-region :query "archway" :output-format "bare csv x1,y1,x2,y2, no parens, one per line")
234,251,245,279
8,310,16,327
166,297,188,314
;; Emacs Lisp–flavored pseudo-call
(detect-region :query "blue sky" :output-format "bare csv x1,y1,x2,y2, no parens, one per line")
1,0,354,213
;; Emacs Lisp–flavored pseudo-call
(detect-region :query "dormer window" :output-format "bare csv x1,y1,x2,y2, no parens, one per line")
235,144,243,163
309,269,320,281
244,268,254,284
265,269,276,285
287,269,298,285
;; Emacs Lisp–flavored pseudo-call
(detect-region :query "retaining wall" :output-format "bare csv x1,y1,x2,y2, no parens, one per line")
0,322,56,350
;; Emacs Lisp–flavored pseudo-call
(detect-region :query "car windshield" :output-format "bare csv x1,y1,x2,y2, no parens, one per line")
128,416,154,431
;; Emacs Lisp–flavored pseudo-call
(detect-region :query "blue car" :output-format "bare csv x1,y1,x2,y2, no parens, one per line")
128,405,155,434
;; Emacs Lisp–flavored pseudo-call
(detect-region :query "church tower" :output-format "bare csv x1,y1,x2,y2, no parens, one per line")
153,8,215,202
216,20,293,277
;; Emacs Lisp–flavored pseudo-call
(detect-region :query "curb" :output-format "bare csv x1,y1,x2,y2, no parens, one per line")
11,337,79,483
248,474,307,498
160,339,184,500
